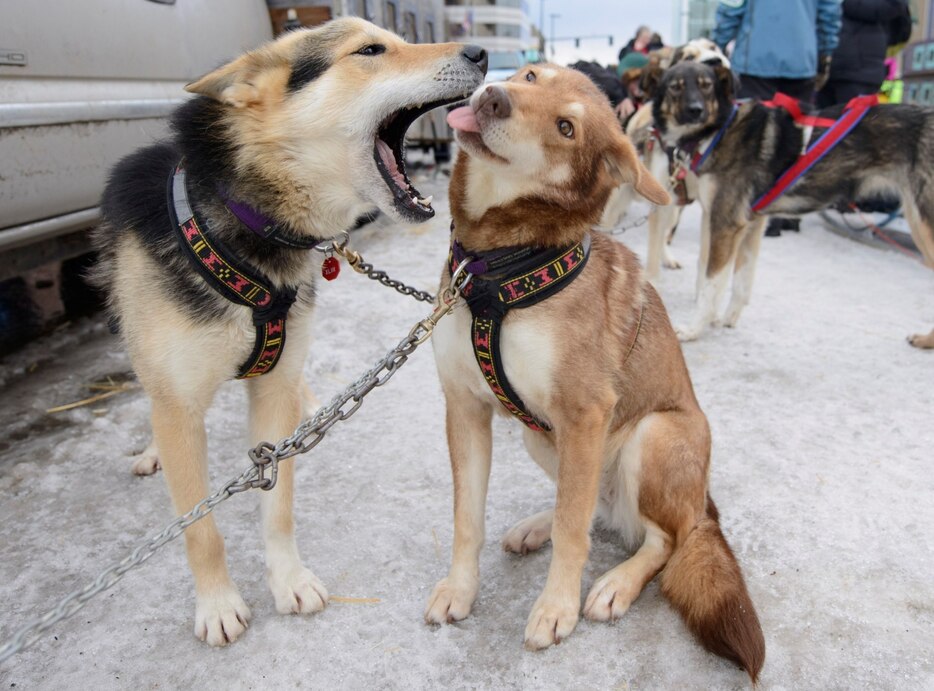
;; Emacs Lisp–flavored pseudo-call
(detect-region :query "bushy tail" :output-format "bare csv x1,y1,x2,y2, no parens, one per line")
660,510,765,684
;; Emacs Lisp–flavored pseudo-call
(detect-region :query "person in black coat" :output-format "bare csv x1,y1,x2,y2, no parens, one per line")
817,0,911,107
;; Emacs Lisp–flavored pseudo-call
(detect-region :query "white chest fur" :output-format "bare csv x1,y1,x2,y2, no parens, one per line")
432,299,556,422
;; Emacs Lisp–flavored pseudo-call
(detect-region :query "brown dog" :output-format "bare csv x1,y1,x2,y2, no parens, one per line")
426,65,765,682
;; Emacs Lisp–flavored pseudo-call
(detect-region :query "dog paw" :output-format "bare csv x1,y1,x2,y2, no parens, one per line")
194,587,251,646
130,442,160,476
424,577,477,624
583,572,637,622
523,594,579,650
716,308,743,329
908,332,934,349
662,257,682,270
268,566,328,615
675,325,702,342
502,511,553,555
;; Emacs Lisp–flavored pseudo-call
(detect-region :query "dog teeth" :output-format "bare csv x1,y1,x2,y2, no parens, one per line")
418,195,433,207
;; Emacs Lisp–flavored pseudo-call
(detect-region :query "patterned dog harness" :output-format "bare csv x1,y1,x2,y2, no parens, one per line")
449,232,592,431
168,163,302,379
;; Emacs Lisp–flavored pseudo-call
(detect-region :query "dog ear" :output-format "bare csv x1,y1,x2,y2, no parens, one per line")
639,62,666,100
186,51,267,107
714,64,740,101
604,134,671,206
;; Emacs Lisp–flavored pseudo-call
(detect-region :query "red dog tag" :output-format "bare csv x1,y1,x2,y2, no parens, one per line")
321,256,340,281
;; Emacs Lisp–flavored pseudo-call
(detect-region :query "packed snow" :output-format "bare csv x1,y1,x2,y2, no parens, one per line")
1,173,932,689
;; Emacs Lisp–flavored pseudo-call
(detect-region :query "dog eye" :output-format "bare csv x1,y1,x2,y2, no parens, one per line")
557,119,574,138
355,44,386,56
699,80,712,91
525,71,536,82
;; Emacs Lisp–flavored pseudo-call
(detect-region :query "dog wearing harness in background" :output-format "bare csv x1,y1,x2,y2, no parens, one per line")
90,18,487,646
650,60,934,343
597,38,731,280
426,65,765,683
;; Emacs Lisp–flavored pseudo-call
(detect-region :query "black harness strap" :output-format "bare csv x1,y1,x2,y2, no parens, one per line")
168,163,297,379
450,234,592,432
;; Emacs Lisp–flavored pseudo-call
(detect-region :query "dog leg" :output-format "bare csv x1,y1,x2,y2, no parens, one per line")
720,216,766,328
425,395,493,624
598,185,634,230
909,327,934,349
645,204,680,282
151,395,250,646
663,212,682,269
248,372,328,616
131,437,160,476
584,414,673,621
679,209,743,341
902,196,934,268
524,409,608,650
584,522,671,621
677,266,731,341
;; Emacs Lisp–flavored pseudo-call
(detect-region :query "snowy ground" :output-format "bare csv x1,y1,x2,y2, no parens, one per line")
1,173,933,690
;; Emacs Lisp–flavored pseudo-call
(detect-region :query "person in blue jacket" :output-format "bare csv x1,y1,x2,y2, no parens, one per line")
713,0,842,235
713,0,842,102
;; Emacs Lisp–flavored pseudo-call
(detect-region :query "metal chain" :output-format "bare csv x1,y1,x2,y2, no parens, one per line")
0,265,472,666
599,213,650,236
330,240,436,303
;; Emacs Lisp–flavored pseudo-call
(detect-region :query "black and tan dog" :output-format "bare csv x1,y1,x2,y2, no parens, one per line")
651,60,934,344
598,40,731,277
427,65,764,682
91,18,486,645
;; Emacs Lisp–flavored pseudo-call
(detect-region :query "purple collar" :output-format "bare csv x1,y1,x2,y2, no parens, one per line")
451,238,538,276
450,227,592,278
220,190,319,250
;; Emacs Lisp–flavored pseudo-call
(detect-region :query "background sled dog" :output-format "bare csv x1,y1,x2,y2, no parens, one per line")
427,65,765,682
652,60,934,342
90,18,487,645
598,38,731,281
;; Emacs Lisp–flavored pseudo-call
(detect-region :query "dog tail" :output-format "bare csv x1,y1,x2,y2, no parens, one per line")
659,501,765,684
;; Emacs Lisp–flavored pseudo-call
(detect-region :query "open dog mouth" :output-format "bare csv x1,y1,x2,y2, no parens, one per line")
374,98,463,220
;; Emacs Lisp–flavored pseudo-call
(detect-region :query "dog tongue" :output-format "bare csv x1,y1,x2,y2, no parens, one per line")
446,106,481,133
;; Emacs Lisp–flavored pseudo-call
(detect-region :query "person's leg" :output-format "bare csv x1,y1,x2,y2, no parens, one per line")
777,77,815,103
737,74,780,101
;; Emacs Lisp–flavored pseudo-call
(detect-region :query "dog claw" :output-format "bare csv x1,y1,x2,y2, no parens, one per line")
194,587,251,647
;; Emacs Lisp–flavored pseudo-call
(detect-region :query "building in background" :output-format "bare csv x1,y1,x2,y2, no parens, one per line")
671,0,718,45
902,0,934,104
443,0,536,54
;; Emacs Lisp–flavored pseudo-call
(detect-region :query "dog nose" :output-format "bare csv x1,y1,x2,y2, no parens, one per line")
476,85,511,119
461,44,488,73
686,102,705,120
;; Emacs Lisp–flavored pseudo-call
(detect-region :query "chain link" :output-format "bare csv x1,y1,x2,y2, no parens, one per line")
330,239,436,303
0,267,471,666
598,213,650,236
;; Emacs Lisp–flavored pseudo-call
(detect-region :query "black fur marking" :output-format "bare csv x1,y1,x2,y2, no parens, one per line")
288,53,331,92
172,97,238,184
92,98,319,328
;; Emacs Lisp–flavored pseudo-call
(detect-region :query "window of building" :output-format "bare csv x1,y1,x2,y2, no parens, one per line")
403,11,418,42
384,0,397,33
